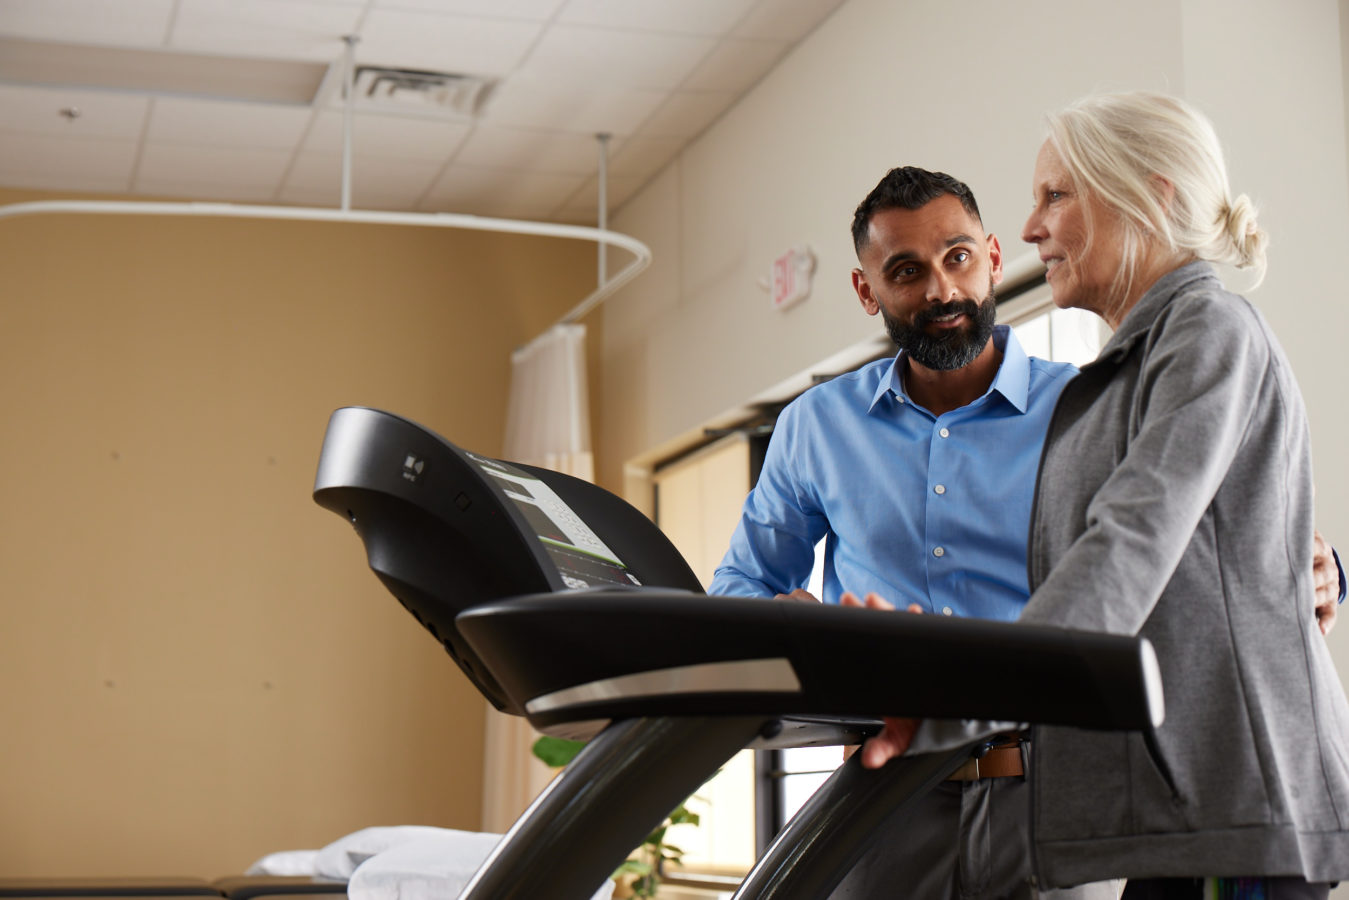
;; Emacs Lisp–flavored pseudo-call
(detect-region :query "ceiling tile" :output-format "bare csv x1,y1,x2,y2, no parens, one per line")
483,74,667,135
557,0,759,36
304,110,472,161
0,0,176,46
0,84,150,139
421,165,585,219
0,133,138,192
680,37,787,93
357,9,544,75
606,134,683,180
133,178,280,203
521,25,715,91
453,126,609,175
136,142,294,189
369,0,566,19
639,90,737,137
146,97,315,149
282,150,444,209
169,0,363,61
732,0,847,42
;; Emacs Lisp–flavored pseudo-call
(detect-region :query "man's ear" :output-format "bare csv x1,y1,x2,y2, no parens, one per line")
987,233,1004,287
852,268,880,316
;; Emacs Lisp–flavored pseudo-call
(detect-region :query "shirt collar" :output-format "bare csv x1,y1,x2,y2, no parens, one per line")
870,324,1030,414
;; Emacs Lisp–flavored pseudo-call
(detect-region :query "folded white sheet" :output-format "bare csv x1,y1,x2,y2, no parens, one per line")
313,825,459,881
347,829,615,900
245,849,320,876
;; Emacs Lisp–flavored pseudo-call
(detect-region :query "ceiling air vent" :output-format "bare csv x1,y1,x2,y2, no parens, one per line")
351,66,495,116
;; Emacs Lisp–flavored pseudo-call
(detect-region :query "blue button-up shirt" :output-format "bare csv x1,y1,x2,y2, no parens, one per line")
710,326,1079,622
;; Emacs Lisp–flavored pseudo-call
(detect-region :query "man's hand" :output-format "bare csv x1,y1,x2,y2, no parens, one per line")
840,591,924,769
858,717,923,770
839,590,898,612
775,588,822,603
1313,530,1338,636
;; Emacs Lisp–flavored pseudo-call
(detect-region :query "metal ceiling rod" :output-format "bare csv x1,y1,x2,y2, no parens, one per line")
596,132,610,292
341,34,359,213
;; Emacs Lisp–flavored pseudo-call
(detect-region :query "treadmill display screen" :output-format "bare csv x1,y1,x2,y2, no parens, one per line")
468,453,643,590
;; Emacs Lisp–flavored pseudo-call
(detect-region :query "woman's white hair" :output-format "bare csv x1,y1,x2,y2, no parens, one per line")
1045,91,1268,310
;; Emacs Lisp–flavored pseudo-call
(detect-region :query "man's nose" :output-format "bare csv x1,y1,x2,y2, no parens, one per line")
926,269,958,302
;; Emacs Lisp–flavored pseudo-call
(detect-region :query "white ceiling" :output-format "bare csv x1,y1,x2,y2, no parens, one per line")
0,0,846,223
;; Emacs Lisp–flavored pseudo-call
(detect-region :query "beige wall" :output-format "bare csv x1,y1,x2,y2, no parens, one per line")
596,0,1349,663
0,187,597,876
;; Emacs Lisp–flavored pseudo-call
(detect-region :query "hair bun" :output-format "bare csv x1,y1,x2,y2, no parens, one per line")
1224,195,1267,268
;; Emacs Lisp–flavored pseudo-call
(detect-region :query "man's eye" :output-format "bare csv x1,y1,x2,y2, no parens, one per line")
896,266,918,278
952,250,970,264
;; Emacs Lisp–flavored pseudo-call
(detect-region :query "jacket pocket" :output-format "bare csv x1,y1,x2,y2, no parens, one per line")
1140,726,1181,801
1128,729,1194,834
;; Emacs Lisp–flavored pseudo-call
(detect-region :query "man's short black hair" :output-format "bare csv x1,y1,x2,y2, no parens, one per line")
851,167,982,255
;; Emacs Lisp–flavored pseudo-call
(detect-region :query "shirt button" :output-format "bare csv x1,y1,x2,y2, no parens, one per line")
939,427,950,438
932,546,945,558
942,606,954,616
934,484,946,495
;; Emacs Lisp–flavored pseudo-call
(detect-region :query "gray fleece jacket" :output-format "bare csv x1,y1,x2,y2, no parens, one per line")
1022,262,1349,886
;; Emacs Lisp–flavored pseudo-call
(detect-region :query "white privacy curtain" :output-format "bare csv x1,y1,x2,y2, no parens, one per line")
503,322,594,481
482,322,593,831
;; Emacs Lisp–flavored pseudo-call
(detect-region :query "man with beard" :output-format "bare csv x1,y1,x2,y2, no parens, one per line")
713,166,1073,625
709,167,1092,898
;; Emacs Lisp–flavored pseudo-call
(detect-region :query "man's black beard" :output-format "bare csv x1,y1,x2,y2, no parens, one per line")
882,284,997,371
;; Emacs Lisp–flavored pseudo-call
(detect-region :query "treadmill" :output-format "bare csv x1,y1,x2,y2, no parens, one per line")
312,406,1164,900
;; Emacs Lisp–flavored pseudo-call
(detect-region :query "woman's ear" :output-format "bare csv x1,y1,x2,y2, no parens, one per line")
1150,174,1176,213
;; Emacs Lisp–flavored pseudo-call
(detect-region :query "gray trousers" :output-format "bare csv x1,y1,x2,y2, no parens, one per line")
829,774,1119,900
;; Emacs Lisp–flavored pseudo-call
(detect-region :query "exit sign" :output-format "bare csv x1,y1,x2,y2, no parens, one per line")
771,245,816,311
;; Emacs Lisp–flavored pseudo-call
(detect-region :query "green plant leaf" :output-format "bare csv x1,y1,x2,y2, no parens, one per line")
530,735,585,768
668,808,699,826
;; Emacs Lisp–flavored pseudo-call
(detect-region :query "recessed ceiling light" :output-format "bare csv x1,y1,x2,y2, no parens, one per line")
0,37,329,106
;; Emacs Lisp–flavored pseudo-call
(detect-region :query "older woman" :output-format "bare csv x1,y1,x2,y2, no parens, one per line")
1015,93,1349,897
857,92,1349,898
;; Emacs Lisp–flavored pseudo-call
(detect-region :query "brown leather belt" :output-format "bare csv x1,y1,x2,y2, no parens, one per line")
946,743,1025,781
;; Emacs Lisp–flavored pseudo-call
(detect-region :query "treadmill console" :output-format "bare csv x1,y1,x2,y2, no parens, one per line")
312,406,702,713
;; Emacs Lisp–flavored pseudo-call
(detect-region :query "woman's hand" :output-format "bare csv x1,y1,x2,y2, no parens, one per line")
1313,530,1339,636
